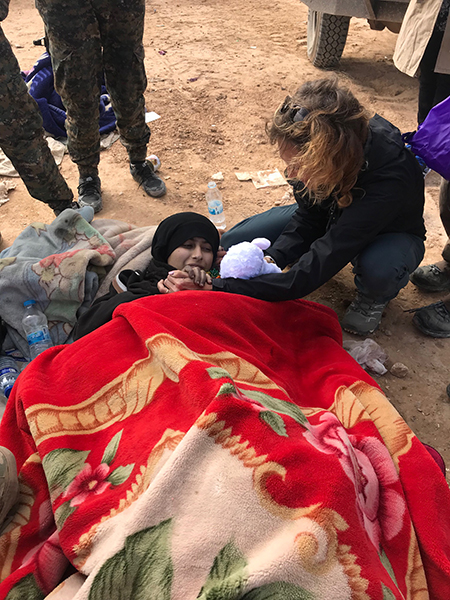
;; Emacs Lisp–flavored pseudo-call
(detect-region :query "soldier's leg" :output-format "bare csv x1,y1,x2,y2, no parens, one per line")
97,0,166,197
96,0,149,161
417,28,443,124
439,178,450,262
0,26,73,210
35,0,104,210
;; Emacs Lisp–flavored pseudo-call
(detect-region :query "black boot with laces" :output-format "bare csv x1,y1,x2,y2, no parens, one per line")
130,161,166,198
410,262,450,292
411,301,450,338
78,175,103,213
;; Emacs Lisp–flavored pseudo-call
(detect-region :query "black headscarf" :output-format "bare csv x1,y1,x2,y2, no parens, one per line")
151,212,220,264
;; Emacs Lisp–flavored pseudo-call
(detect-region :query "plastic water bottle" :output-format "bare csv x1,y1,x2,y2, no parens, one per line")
206,181,226,230
0,357,19,398
22,300,53,360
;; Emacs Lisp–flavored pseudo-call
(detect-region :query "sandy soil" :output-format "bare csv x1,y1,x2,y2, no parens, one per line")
1,0,449,470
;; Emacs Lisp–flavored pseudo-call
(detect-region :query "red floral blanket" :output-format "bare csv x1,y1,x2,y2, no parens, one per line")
0,292,449,599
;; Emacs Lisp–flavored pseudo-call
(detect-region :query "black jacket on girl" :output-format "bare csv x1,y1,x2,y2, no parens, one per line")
73,260,171,340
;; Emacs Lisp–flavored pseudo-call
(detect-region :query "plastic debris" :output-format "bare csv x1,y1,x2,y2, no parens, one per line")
145,111,161,123
343,338,388,375
0,180,16,202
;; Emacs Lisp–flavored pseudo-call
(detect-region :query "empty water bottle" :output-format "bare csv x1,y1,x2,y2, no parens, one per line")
22,300,53,360
147,154,161,171
0,356,19,399
206,181,226,230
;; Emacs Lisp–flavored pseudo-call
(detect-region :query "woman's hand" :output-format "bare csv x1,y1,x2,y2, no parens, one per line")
182,265,212,287
157,270,213,294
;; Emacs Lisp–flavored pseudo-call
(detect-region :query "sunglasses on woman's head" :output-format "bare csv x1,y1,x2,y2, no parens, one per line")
279,96,309,123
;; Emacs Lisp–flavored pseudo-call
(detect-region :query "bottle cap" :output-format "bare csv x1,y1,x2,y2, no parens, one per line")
207,181,216,189
4,385,13,398
23,299,36,307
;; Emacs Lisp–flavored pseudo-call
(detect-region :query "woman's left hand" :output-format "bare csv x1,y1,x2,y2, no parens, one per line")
158,270,213,294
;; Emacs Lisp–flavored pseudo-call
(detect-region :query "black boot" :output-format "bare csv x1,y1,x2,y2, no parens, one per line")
130,161,166,198
412,301,450,338
78,175,103,213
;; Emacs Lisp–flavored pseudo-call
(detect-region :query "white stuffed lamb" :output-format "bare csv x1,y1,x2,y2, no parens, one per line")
220,238,282,279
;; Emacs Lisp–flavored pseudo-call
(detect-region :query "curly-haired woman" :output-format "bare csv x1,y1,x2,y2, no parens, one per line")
162,79,426,335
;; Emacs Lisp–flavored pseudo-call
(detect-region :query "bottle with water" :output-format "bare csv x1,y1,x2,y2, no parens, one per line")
0,356,19,399
22,300,53,360
206,181,226,230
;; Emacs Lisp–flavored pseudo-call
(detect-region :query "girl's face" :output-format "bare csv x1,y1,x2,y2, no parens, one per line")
167,237,214,271
278,138,301,179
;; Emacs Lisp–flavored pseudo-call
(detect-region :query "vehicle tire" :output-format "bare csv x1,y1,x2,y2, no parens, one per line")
307,9,350,69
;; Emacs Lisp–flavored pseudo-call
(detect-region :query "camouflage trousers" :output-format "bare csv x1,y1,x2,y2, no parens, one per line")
35,0,151,174
0,26,73,208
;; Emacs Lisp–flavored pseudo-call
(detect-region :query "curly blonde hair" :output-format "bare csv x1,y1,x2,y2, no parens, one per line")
267,78,370,208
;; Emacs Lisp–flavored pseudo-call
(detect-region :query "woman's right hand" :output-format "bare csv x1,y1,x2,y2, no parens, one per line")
157,270,213,294
182,265,212,287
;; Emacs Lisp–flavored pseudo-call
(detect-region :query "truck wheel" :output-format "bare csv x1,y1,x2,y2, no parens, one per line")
307,9,350,69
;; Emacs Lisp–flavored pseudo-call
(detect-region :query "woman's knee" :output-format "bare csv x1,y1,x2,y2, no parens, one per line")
357,263,409,298
354,248,416,298
355,234,424,295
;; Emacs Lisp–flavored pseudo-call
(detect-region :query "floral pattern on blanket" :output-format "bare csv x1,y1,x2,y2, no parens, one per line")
303,413,406,549
17,369,420,598
0,295,448,599
0,210,116,357
42,430,134,530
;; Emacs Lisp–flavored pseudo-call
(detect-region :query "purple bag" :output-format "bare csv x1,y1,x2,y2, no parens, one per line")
403,95,450,180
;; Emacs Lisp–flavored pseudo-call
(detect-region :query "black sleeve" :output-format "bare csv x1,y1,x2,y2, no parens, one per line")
73,289,151,340
0,0,10,20
266,201,328,269
213,176,405,301
73,260,170,340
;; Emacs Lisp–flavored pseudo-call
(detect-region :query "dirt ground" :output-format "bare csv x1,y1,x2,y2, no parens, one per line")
1,0,449,470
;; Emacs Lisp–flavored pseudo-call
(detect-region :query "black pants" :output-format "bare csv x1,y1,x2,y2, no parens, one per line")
418,22,450,261
418,27,450,124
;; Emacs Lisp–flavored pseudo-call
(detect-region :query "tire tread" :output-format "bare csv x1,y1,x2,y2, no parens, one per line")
308,12,350,69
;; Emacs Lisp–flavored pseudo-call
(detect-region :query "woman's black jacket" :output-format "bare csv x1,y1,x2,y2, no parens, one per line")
212,115,425,301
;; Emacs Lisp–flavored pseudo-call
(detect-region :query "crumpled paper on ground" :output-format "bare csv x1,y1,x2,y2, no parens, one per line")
0,137,66,177
0,131,119,178
343,338,388,375
0,180,16,203
235,168,287,188
100,130,120,150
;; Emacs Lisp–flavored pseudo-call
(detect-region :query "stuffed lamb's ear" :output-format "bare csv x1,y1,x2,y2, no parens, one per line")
251,238,271,250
